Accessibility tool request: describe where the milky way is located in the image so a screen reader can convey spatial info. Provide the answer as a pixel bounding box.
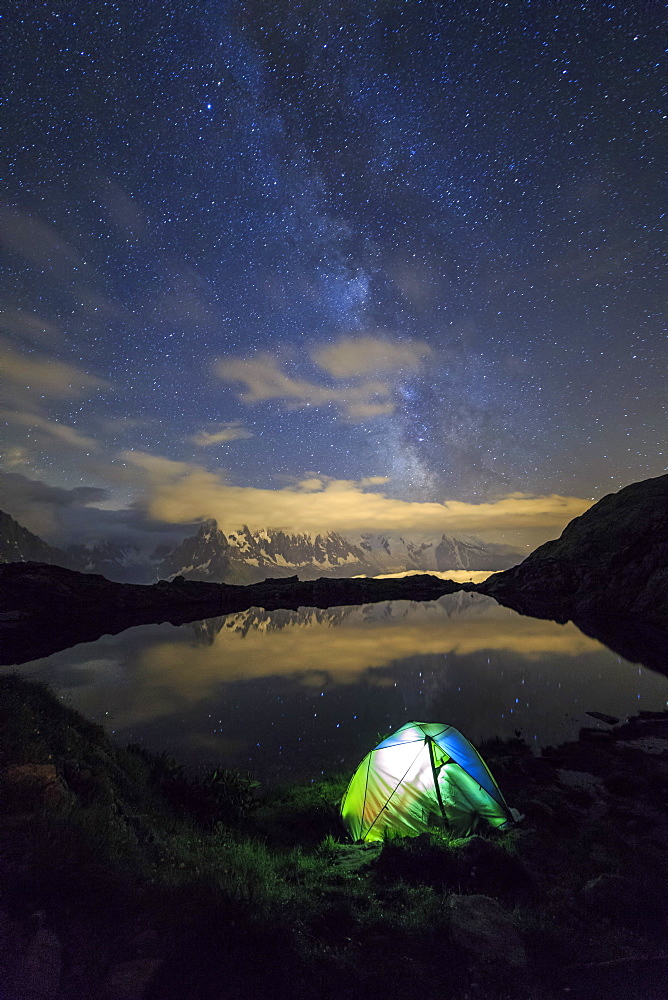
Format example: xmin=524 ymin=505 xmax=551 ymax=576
xmin=1 ymin=2 xmax=665 ymax=541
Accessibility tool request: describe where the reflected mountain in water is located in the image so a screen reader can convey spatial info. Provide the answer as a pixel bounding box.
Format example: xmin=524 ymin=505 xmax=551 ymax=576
xmin=189 ymin=591 xmax=491 ymax=645
xmin=190 ymin=604 xmax=354 ymax=644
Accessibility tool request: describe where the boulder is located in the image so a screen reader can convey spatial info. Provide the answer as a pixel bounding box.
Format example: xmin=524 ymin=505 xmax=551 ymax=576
xmin=13 ymin=914 xmax=62 ymax=1000
xmin=579 ymin=873 xmax=632 ymax=917
xmin=447 ymin=894 xmax=526 ymax=967
xmin=103 ymin=958 xmax=163 ymax=1000
xmin=586 ymin=711 xmax=620 ymax=725
xmin=604 ymin=769 xmax=640 ymax=797
xmin=455 ymin=836 xmax=533 ymax=901
xmin=1 ymin=763 xmax=69 ymax=812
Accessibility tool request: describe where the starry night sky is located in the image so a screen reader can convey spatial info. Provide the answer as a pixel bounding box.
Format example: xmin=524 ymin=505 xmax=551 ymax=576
xmin=2 ymin=1 xmax=665 ymax=546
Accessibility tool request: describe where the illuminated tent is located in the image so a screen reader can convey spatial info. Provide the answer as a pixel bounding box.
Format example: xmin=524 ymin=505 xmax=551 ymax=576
xmin=341 ymin=722 xmax=513 ymax=843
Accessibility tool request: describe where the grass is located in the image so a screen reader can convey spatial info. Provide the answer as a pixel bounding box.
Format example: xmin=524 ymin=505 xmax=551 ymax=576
xmin=1 ymin=674 xmax=666 ymax=1000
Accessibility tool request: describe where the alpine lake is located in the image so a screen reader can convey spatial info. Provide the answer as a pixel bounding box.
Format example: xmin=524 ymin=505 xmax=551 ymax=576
xmin=5 ymin=587 xmax=667 ymax=784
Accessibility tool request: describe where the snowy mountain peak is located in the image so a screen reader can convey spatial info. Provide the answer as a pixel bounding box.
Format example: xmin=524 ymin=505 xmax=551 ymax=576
xmin=197 ymin=518 xmax=220 ymax=537
xmin=1 ymin=511 xmax=524 ymax=586
xmin=155 ymin=526 xmax=523 ymax=583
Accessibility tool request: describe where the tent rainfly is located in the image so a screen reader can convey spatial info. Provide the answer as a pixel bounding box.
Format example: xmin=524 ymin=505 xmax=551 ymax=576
xmin=341 ymin=721 xmax=518 ymax=842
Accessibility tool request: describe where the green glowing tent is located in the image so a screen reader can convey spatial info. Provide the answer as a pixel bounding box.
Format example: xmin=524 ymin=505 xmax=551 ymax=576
xmin=341 ymin=722 xmax=515 ymax=843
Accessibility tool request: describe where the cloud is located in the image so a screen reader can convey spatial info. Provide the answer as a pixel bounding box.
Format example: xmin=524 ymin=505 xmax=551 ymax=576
xmin=0 ymin=470 xmax=106 ymax=510
xmin=216 ymin=336 xmax=432 ymax=421
xmin=0 ymin=208 xmax=86 ymax=274
xmin=0 ymin=470 xmax=108 ymax=539
xmin=120 ymin=450 xmax=592 ymax=548
xmin=344 ymin=400 xmax=396 ymax=419
xmin=0 ymin=470 xmax=194 ymax=548
xmin=190 ymin=422 xmax=253 ymax=447
xmin=0 ymin=310 xmax=62 ymax=346
xmin=2 ymin=410 xmax=99 ymax=451
xmin=0 ymin=343 xmax=110 ymax=462
xmin=0 ymin=342 xmax=111 ymax=408
xmin=312 ymin=336 xmax=431 ymax=377
xmin=216 ymin=352 xmax=395 ymax=421
xmin=2 ymin=446 xmax=32 ymax=469
xmin=94 ymin=178 xmax=147 ymax=234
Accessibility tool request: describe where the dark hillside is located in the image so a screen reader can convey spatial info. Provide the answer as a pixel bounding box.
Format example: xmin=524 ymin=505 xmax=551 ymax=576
xmin=480 ymin=474 xmax=668 ymax=628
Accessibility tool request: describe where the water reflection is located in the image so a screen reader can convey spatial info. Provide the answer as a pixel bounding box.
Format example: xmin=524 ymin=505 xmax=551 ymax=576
xmin=6 ymin=593 xmax=666 ymax=781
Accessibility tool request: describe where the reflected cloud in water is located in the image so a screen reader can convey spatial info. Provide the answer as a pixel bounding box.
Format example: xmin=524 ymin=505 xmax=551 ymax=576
xmin=6 ymin=593 xmax=667 ymax=780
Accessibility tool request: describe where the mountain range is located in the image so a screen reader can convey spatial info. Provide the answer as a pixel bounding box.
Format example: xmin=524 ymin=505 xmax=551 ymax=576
xmin=0 ymin=510 xmax=523 ymax=584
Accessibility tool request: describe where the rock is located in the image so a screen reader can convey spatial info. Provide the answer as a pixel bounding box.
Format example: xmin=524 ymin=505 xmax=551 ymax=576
xmin=579 ymin=874 xmax=632 ymax=916
xmin=648 ymin=762 xmax=668 ymax=794
xmin=103 ymin=958 xmax=163 ymax=1000
xmin=526 ymin=798 xmax=555 ymax=821
xmin=1 ymin=763 xmax=69 ymax=812
xmin=556 ymin=769 xmax=606 ymax=797
xmin=455 ymin=836 xmax=533 ymax=901
xmin=447 ymin=894 xmax=526 ymax=967
xmin=616 ymin=736 xmax=668 ymax=755
xmin=478 ymin=474 xmax=668 ymax=630
xmin=604 ymin=769 xmax=639 ymax=796
xmin=586 ymin=711 xmax=620 ymax=725
xmin=59 ymin=964 xmax=91 ymax=997
xmin=15 ymin=916 xmax=62 ymax=999
xmin=579 ymin=727 xmax=614 ymax=742
xmin=562 ymin=953 xmax=668 ymax=999
xmin=130 ymin=928 xmax=160 ymax=958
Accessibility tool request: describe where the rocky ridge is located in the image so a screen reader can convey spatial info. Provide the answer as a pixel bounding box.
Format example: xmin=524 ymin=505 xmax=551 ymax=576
xmin=480 ymin=473 xmax=668 ymax=628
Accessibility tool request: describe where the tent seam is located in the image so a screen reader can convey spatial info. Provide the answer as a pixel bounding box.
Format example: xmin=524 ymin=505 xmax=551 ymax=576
xmin=360 ymin=754 xmax=372 ymax=840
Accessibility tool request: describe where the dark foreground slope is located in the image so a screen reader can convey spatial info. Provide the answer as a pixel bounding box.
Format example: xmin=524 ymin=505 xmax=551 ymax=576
xmin=0 ymin=561 xmax=470 ymax=665
xmin=1 ymin=675 xmax=666 ymax=1000
xmin=480 ymin=474 xmax=668 ymax=628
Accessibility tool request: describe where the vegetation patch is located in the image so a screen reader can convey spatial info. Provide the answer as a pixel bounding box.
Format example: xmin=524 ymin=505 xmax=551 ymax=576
xmin=1 ymin=674 xmax=666 ymax=1000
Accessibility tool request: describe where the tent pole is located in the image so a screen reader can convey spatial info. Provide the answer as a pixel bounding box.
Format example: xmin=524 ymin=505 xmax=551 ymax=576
xmin=427 ymin=738 xmax=447 ymax=821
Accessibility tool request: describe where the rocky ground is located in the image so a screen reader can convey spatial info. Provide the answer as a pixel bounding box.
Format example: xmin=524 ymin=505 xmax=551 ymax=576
xmin=1 ymin=677 xmax=666 ymax=1000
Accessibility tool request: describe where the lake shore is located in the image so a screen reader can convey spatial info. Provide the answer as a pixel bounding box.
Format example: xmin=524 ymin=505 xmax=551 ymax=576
xmin=1 ymin=675 xmax=666 ymax=1000
xmin=0 ymin=561 xmax=474 ymax=665
xmin=2 ymin=559 xmax=666 ymax=679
